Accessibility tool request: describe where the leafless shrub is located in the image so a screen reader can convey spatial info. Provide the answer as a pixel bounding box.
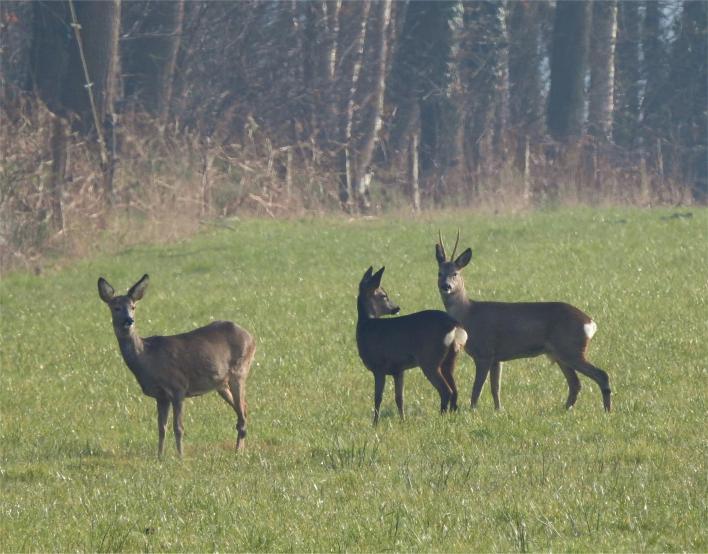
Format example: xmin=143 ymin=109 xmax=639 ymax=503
xmin=0 ymin=96 xmax=337 ymax=273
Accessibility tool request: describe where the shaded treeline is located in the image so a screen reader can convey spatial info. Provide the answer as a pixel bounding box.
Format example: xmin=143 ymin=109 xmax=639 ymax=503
xmin=0 ymin=1 xmax=706 ymax=266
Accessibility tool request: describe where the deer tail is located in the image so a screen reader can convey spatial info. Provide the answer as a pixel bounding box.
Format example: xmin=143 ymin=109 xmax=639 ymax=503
xmin=444 ymin=326 xmax=468 ymax=348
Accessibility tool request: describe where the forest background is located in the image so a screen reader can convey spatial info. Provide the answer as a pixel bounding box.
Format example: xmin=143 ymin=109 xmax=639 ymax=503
xmin=1 ymin=1 xmax=706 ymax=272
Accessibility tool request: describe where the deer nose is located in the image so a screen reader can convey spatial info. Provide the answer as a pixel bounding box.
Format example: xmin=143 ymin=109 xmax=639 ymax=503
xmin=123 ymin=317 xmax=134 ymax=327
xmin=440 ymin=283 xmax=452 ymax=293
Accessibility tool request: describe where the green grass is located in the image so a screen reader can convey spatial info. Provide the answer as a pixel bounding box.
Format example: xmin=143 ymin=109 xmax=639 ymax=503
xmin=1 ymin=208 xmax=706 ymax=552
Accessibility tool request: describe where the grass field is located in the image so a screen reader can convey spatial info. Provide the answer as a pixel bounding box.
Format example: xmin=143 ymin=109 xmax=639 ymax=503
xmin=1 ymin=208 xmax=706 ymax=552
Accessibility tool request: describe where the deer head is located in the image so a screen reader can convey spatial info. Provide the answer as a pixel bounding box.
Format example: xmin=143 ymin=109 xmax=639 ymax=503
xmin=436 ymin=231 xmax=472 ymax=299
xmin=358 ymin=266 xmax=400 ymax=318
xmin=98 ymin=274 xmax=150 ymax=335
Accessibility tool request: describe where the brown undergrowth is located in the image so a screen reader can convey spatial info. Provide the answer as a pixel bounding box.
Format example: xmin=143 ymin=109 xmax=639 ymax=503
xmin=0 ymin=96 xmax=694 ymax=275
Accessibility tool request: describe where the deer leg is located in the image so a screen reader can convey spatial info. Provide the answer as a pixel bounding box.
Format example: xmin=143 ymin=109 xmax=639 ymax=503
xmin=373 ymin=372 xmax=386 ymax=425
xmin=171 ymin=395 xmax=185 ymax=457
xmin=489 ymin=361 xmax=503 ymax=411
xmin=421 ymin=365 xmax=452 ymax=414
xmin=557 ymin=363 xmax=581 ymax=409
xmin=156 ymin=398 xmax=170 ymax=459
xmin=440 ymin=348 xmax=459 ymax=411
xmin=471 ymin=357 xmax=493 ymax=409
xmin=218 ymin=385 xmax=244 ymax=450
xmin=218 ymin=386 xmax=236 ymax=408
xmin=229 ymin=378 xmax=248 ymax=450
xmin=393 ymin=372 xmax=405 ymax=420
xmin=567 ymin=358 xmax=612 ymax=412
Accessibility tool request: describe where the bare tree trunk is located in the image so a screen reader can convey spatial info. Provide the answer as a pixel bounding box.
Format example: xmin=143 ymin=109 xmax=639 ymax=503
xmin=508 ymin=1 xmax=545 ymax=185
xmin=547 ymin=1 xmax=590 ymax=142
xmin=334 ymin=1 xmax=371 ymax=211
xmin=28 ymin=2 xmax=71 ymax=114
xmin=508 ymin=1 xmax=544 ymax=136
xmin=50 ymin=116 xmax=68 ymax=232
xmin=668 ymin=1 xmax=708 ymax=200
xmin=124 ymin=0 xmax=184 ymax=122
xmin=316 ymin=0 xmax=341 ymax=150
xmin=408 ymin=123 xmax=421 ymax=212
xmin=63 ymin=0 xmax=121 ymax=199
xmin=492 ymin=3 xmax=510 ymax=162
xmin=302 ymin=1 xmax=340 ymax=146
xmin=613 ymin=1 xmax=641 ymax=148
xmin=461 ymin=1 xmax=504 ymax=179
xmin=588 ymin=1 xmax=618 ymax=141
xmin=29 ymin=3 xmax=71 ymax=230
xmin=642 ymin=0 xmax=668 ymax=152
xmin=324 ymin=1 xmax=341 ymax=81
xmin=521 ymin=135 xmax=531 ymax=202
xmin=63 ymin=0 xmax=121 ymax=124
xmin=351 ymin=0 xmax=392 ymax=212
xmin=302 ymin=1 xmax=323 ymax=141
xmin=201 ymin=139 xmax=213 ymax=217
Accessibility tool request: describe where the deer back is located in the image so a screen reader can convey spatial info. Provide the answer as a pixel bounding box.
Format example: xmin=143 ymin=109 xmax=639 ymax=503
xmin=134 ymin=321 xmax=253 ymax=397
xmin=461 ymin=301 xmax=592 ymax=361
xmin=357 ymin=310 xmax=461 ymax=373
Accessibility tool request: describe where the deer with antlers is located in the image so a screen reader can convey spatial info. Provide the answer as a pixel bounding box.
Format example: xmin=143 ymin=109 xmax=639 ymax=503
xmin=356 ymin=266 xmax=468 ymax=424
xmin=98 ymin=274 xmax=256 ymax=457
xmin=435 ymin=232 xmax=611 ymax=412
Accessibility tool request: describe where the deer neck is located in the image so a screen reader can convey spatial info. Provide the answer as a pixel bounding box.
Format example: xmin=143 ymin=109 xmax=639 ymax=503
xmin=115 ymin=326 xmax=148 ymax=378
xmin=356 ymin=294 xmax=375 ymax=323
xmin=442 ymin=286 xmax=472 ymax=323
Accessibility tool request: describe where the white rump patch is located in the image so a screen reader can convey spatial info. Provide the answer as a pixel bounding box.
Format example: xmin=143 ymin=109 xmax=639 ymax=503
xmin=444 ymin=327 xmax=468 ymax=347
xmin=584 ymin=321 xmax=597 ymax=339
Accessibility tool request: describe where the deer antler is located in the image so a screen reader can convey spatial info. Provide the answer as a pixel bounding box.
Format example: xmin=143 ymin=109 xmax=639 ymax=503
xmin=438 ymin=230 xmax=447 ymax=260
xmin=450 ymin=228 xmax=460 ymax=260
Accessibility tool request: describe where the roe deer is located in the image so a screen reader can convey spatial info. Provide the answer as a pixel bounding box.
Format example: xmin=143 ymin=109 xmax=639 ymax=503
xmin=98 ymin=274 xmax=256 ymax=457
xmin=436 ymin=232 xmax=611 ymax=412
xmin=356 ymin=266 xmax=468 ymax=424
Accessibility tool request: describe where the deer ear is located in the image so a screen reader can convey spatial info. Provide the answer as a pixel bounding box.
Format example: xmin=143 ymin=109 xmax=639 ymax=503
xmin=371 ymin=266 xmax=385 ymax=288
xmin=98 ymin=278 xmax=115 ymax=303
xmin=361 ymin=266 xmax=374 ymax=285
xmin=435 ymin=243 xmax=446 ymax=264
xmin=455 ymin=248 xmax=472 ymax=269
xmin=128 ymin=274 xmax=149 ymax=301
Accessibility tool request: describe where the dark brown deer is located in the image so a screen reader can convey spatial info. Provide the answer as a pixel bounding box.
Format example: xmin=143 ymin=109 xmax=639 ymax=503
xmin=356 ymin=266 xmax=468 ymax=424
xmin=98 ymin=274 xmax=256 ymax=457
xmin=436 ymin=232 xmax=611 ymax=412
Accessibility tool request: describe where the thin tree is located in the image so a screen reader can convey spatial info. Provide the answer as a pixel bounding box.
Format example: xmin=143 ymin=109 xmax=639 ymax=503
xmin=388 ymin=1 xmax=463 ymax=205
xmin=508 ymin=0 xmax=546 ymax=193
xmin=547 ymin=1 xmax=590 ymax=142
xmin=667 ymin=1 xmax=708 ymax=200
xmin=350 ymin=0 xmax=392 ymax=212
xmin=123 ymin=0 xmax=185 ymax=122
xmin=63 ymin=0 xmax=121 ymax=130
xmin=333 ymin=1 xmax=371 ymax=210
xmin=642 ymin=1 xmax=670 ymax=176
xmin=613 ymin=1 xmax=641 ymax=149
xmin=588 ymin=1 xmax=618 ymax=141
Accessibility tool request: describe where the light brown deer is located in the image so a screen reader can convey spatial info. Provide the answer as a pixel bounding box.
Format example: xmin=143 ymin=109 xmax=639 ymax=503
xmin=98 ymin=274 xmax=256 ymax=457
xmin=356 ymin=266 xmax=468 ymax=424
xmin=436 ymin=232 xmax=611 ymax=412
